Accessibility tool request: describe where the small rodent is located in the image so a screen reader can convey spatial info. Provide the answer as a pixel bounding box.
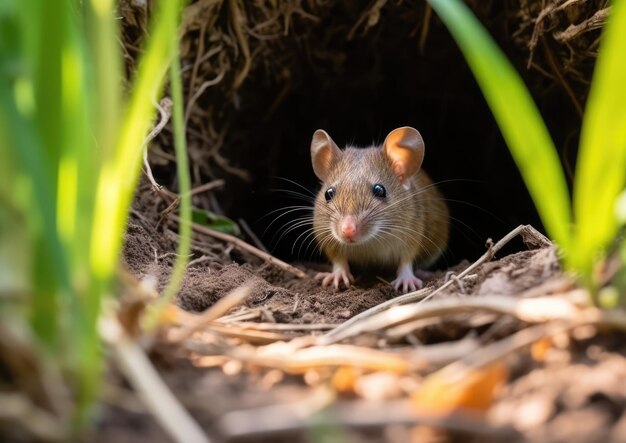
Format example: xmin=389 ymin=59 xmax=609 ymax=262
xmin=310 ymin=126 xmax=450 ymax=293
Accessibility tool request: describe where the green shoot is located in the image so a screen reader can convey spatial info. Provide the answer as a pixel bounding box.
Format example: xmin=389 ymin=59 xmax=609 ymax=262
xmin=569 ymin=0 xmax=626 ymax=286
xmin=146 ymin=26 xmax=192 ymax=327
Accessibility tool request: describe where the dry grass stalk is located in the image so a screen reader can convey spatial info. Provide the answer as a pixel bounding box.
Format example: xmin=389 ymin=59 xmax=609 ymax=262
xmin=188 ymin=341 xmax=420 ymax=374
xmin=176 ymin=284 xmax=254 ymax=340
xmin=323 ymin=225 xmax=552 ymax=343
xmin=319 ymin=294 xmax=585 ymax=345
xmin=228 ymin=321 xmax=339 ymax=331
xmin=173 ymin=214 xmax=307 ymax=278
xmin=100 ymin=315 xmax=210 ymax=443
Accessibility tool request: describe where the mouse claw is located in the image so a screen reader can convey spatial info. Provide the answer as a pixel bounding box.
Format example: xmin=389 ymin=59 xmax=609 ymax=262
xmin=391 ymin=276 xmax=423 ymax=293
xmin=392 ymin=263 xmax=424 ymax=293
xmin=315 ymin=267 xmax=354 ymax=290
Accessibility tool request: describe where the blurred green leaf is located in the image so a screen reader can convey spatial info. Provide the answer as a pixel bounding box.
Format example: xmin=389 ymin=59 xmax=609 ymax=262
xmin=2 ymin=0 xmax=189 ymax=427
xmin=570 ymin=0 xmax=626 ymax=285
xmin=90 ymin=0 xmax=185 ymax=280
xmin=152 ymin=29 xmax=192 ymax=323
xmin=617 ymin=191 xmax=626 ymax=225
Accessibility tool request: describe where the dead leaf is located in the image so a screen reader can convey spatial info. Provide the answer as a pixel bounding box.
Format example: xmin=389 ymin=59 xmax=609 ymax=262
xmin=411 ymin=362 xmax=509 ymax=416
xmin=158 ymin=304 xmax=183 ymax=325
xmin=332 ymin=366 xmax=360 ymax=394
xmin=531 ymin=337 xmax=554 ymax=362
xmin=355 ymin=372 xmax=403 ymax=400
xmin=410 ymin=425 xmax=447 ymax=443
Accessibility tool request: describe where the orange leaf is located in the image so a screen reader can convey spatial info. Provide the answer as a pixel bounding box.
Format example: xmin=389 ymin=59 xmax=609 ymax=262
xmin=411 ymin=362 xmax=509 ymax=416
xmin=156 ymin=304 xmax=182 ymax=326
xmin=531 ymin=337 xmax=554 ymax=362
xmin=332 ymin=366 xmax=360 ymax=394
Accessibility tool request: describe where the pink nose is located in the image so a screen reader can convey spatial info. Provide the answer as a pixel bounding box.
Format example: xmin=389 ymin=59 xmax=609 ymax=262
xmin=340 ymin=216 xmax=358 ymax=241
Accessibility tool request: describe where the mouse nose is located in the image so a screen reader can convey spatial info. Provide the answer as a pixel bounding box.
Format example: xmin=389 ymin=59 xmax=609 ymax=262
xmin=340 ymin=216 xmax=358 ymax=241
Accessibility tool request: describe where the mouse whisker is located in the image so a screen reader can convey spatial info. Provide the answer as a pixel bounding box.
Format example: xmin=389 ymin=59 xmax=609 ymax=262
xmin=292 ymin=226 xmax=315 ymax=255
xmin=269 ymin=189 xmax=316 ymax=203
xmin=262 ymin=206 xmax=314 ymax=236
xmin=272 ymin=217 xmax=315 ymax=246
xmin=377 ymin=224 xmax=439 ymax=256
xmin=299 ymin=228 xmax=323 ymax=258
xmin=378 ymin=223 xmax=449 ymax=267
xmin=272 ymin=176 xmax=317 ymax=197
xmin=268 ymin=214 xmax=313 ymax=238
xmin=278 ymin=219 xmax=315 ymax=240
xmin=374 ymin=226 xmax=410 ymax=248
xmin=296 ymin=229 xmax=315 ymax=258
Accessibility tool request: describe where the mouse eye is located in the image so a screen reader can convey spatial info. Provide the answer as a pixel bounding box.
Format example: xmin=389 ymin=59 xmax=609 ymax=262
xmin=372 ymin=184 xmax=386 ymax=198
xmin=324 ymin=187 xmax=336 ymax=202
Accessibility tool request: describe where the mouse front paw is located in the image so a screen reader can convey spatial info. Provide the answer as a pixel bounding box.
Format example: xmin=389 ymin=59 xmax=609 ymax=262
xmin=315 ymin=268 xmax=354 ymax=290
xmin=392 ymin=263 xmax=424 ymax=293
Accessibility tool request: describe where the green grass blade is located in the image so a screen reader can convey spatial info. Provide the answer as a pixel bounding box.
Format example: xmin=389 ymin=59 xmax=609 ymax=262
xmin=90 ymin=0 xmax=185 ymax=281
xmin=147 ymin=36 xmax=192 ymax=328
xmin=0 ymin=85 xmax=72 ymax=322
xmin=68 ymin=0 xmax=124 ymax=420
xmin=570 ymin=1 xmax=626 ymax=284
xmin=161 ymin=42 xmax=192 ymax=303
xmin=427 ymin=0 xmax=572 ymax=249
xmin=83 ymin=0 xmax=121 ymax=160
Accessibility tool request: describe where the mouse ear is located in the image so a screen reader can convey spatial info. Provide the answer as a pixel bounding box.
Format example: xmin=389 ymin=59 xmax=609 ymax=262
xmin=311 ymin=129 xmax=342 ymax=181
xmin=383 ymin=127 xmax=425 ymax=189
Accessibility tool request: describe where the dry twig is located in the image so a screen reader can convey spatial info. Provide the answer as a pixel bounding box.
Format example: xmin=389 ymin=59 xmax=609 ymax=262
xmin=172 ymin=214 xmax=307 ymax=278
xmin=553 ymin=7 xmax=610 ymax=43
xmin=177 ymin=285 xmax=253 ymax=341
xmin=229 ymin=0 xmax=252 ymax=90
xmin=190 ymin=341 xmax=419 ymax=373
xmin=217 ymin=309 xmax=262 ymax=323
xmin=100 ymin=314 xmax=210 ymax=443
xmin=238 ymin=217 xmax=269 ymax=252
xmin=319 ymin=294 xmax=582 ymax=345
xmin=186 ymin=323 xmax=287 ymax=345
xmin=323 ymin=225 xmax=551 ymax=342
xmin=229 ymin=322 xmax=339 ymax=331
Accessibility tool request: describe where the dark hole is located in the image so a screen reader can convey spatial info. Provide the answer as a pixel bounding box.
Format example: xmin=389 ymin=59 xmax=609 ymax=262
xmin=192 ymin=2 xmax=587 ymax=267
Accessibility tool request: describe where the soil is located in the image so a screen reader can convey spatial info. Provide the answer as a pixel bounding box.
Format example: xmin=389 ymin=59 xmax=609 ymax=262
xmin=88 ymin=190 xmax=626 ymax=443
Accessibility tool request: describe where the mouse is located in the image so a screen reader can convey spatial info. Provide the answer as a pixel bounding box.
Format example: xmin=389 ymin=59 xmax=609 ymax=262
xmin=310 ymin=126 xmax=450 ymax=293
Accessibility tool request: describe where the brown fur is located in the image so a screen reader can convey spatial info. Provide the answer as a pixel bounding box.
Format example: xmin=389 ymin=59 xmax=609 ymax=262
xmin=313 ymin=145 xmax=449 ymax=270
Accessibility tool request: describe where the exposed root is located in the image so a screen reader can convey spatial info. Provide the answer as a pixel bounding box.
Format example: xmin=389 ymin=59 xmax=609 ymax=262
xmin=553 ymin=7 xmax=610 ymax=43
xmin=142 ymin=97 xmax=173 ymax=191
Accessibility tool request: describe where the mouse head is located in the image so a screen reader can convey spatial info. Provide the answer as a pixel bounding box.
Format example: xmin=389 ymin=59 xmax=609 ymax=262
xmin=311 ymin=126 xmax=425 ymax=246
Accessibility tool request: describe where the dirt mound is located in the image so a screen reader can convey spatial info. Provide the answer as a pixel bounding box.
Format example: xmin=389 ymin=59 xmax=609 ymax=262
xmin=105 ymin=190 xmax=626 ymax=442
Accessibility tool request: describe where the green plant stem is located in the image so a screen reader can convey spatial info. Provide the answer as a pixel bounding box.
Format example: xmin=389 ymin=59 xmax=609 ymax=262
xmin=569 ymin=0 xmax=626 ymax=288
xmin=90 ymin=0 xmax=183 ymax=281
xmin=148 ymin=41 xmax=192 ymax=327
